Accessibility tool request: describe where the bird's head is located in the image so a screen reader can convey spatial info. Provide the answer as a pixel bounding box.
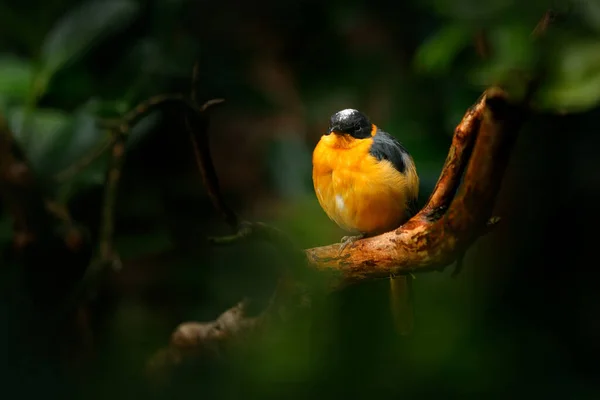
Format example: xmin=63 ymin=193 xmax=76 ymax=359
xmin=327 ymin=109 xmax=372 ymax=139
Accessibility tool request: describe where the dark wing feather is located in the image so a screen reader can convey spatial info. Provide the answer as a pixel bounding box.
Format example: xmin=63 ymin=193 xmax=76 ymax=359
xmin=369 ymin=128 xmax=419 ymax=217
xmin=369 ymin=128 xmax=410 ymax=175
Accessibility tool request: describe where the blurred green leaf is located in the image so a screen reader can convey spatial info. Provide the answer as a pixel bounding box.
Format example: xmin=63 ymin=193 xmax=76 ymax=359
xmin=428 ymin=0 xmax=515 ymax=21
xmin=537 ymin=38 xmax=600 ymax=113
xmin=7 ymin=102 xmax=106 ymax=178
xmin=580 ymin=0 xmax=600 ymax=32
xmin=7 ymin=107 xmax=72 ymax=174
xmin=59 ymin=102 xmax=106 ymax=166
xmin=275 ymin=197 xmax=342 ymax=248
xmin=469 ymin=23 xmax=537 ymax=100
xmin=413 ymin=24 xmax=473 ymax=75
xmin=38 ymin=0 xmax=140 ymax=94
xmin=44 ymin=65 xmax=95 ymax=104
xmin=117 ymin=38 xmax=163 ymax=101
xmin=0 ymin=55 xmax=33 ymax=101
xmin=86 ymin=98 xmax=130 ymax=118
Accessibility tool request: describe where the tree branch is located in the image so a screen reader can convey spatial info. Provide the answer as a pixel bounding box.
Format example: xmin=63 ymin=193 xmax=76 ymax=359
xmin=146 ymin=275 xmax=309 ymax=378
xmin=420 ymin=93 xmax=485 ymax=220
xmin=97 ymin=124 xmax=128 ymax=270
xmin=147 ymin=300 xmax=263 ymax=381
xmin=185 ymin=94 xmax=233 ymax=226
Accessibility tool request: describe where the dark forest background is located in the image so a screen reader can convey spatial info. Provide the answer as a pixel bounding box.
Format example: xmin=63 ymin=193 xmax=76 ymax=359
xmin=2 ymin=0 xmax=600 ymax=398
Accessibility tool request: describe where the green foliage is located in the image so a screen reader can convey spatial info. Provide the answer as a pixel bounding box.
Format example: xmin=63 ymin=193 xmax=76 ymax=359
xmin=0 ymin=0 xmax=153 ymax=203
xmin=469 ymin=23 xmax=538 ymax=100
xmin=0 ymin=56 xmax=33 ymax=101
xmin=37 ymin=0 xmax=140 ymax=97
xmin=7 ymin=107 xmax=72 ymax=172
xmin=537 ymin=37 xmax=600 ymax=112
xmin=412 ymin=4 xmax=600 ymax=111
xmin=413 ymin=24 xmax=474 ymax=75
xmin=5 ymin=102 xmax=108 ymax=190
xmin=428 ymin=0 xmax=516 ymax=21
xmin=580 ymin=0 xmax=600 ymax=33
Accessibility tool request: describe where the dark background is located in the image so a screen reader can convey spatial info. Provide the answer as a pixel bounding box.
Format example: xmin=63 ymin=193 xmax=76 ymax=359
xmin=1 ymin=0 xmax=600 ymax=398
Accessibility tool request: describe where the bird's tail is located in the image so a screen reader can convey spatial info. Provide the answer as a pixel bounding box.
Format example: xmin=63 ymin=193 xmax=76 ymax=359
xmin=389 ymin=274 xmax=414 ymax=336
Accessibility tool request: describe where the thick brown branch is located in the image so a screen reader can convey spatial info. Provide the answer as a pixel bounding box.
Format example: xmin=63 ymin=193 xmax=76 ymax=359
xmin=147 ymin=275 xmax=309 ymax=379
xmin=420 ymin=94 xmax=485 ymax=220
xmin=446 ymin=88 xmax=526 ymax=242
xmin=147 ymin=300 xmax=264 ymax=379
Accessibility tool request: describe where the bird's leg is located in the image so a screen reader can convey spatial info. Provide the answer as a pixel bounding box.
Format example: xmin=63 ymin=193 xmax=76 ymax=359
xmin=338 ymin=233 xmax=366 ymax=255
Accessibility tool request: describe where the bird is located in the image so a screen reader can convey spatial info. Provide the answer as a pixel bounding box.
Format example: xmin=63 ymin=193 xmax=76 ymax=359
xmin=312 ymin=108 xmax=420 ymax=335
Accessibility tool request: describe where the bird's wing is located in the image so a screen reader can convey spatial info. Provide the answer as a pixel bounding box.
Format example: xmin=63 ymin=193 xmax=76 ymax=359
xmin=369 ymin=129 xmax=410 ymax=174
xmin=369 ymin=128 xmax=420 ymax=216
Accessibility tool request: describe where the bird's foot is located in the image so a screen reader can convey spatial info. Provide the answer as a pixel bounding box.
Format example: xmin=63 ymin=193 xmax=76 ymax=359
xmin=338 ymin=233 xmax=365 ymax=256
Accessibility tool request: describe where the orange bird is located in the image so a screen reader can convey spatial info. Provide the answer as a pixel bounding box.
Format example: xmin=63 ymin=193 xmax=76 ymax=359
xmin=312 ymin=109 xmax=419 ymax=335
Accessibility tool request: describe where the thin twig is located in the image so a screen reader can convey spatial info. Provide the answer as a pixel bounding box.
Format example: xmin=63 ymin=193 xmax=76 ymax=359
xmin=93 ymin=91 xmax=222 ymax=267
xmin=185 ymin=99 xmax=231 ymax=225
xmin=54 ymin=94 xmax=193 ymax=184
xmin=97 ymin=123 xmax=129 ymax=269
xmin=474 ymin=29 xmax=489 ymax=60
xmin=100 ymin=94 xmax=190 ymax=130
xmin=53 ymin=135 xmax=114 ymax=182
xmin=184 ymin=64 xmax=297 ymax=250
xmin=209 ymin=221 xmax=304 ymax=266
xmin=184 ymin=63 xmax=235 ymax=228
xmin=532 ymin=9 xmax=556 ymax=38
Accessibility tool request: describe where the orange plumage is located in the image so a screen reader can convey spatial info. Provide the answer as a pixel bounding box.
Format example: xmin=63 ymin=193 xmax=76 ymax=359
xmin=312 ymin=123 xmax=418 ymax=235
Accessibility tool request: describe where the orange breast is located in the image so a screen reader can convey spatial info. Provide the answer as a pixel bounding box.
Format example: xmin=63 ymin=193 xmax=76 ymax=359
xmin=312 ymin=133 xmax=414 ymax=235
